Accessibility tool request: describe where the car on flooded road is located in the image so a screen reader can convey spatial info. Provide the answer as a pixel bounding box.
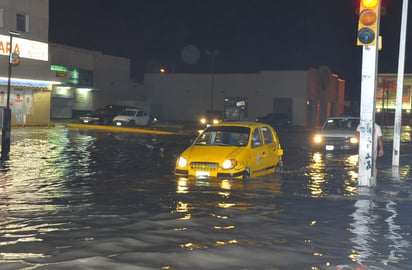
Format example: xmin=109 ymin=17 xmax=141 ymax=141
xmin=312 ymin=116 xmax=360 ymax=152
xmin=79 ymin=104 xmax=127 ymax=125
xmin=199 ymin=110 xmax=225 ymax=128
xmin=175 ymin=122 xmax=283 ymax=179
xmin=112 ymin=108 xmax=157 ymax=127
xmin=255 ymin=112 xmax=292 ymax=128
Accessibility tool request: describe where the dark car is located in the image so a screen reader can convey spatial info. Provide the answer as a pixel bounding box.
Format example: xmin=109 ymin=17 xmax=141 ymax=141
xmin=79 ymin=104 xmax=127 ymax=125
xmin=256 ymin=113 xmax=292 ymax=127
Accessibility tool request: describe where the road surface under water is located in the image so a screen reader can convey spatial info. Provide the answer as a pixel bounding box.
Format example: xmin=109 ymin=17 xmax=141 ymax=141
xmin=0 ymin=125 xmax=412 ymax=269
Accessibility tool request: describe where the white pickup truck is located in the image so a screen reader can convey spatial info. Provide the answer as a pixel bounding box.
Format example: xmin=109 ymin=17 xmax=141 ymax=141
xmin=112 ymin=108 xmax=157 ymax=127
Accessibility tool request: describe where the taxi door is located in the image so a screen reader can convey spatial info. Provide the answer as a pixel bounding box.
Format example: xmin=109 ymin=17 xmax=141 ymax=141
xmin=249 ymin=127 xmax=268 ymax=176
xmin=260 ymin=125 xmax=281 ymax=172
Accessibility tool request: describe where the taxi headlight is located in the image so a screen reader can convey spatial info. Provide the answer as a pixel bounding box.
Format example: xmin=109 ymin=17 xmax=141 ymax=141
xmin=222 ymin=159 xmax=237 ymax=170
xmin=314 ymin=135 xmax=322 ymax=144
xmin=212 ymin=119 xmax=220 ymax=124
xmin=200 ymin=118 xmax=207 ymax=124
xmin=177 ymin=157 xmax=188 ymax=167
xmin=350 ymin=137 xmax=358 ymax=144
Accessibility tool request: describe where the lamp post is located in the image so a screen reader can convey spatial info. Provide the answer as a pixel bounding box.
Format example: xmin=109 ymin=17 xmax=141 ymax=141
xmin=206 ymin=49 xmax=218 ymax=111
xmin=1 ymin=30 xmax=20 ymax=161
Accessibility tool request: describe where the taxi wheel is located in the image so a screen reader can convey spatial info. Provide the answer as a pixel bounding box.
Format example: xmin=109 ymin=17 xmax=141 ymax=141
xmin=275 ymin=161 xmax=283 ymax=173
xmin=242 ymin=168 xmax=250 ymax=179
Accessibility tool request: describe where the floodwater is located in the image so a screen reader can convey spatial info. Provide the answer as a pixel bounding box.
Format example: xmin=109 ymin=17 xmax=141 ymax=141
xmin=0 ymin=124 xmax=412 ymax=270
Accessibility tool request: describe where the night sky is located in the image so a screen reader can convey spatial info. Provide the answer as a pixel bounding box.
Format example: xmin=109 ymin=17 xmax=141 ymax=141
xmin=49 ymin=0 xmax=409 ymax=101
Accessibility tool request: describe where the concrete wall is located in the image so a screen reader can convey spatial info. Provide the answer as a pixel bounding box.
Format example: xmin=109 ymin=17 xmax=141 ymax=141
xmin=145 ymin=67 xmax=345 ymax=127
xmin=50 ymin=44 xmax=133 ymax=114
xmin=50 ymin=44 xmax=94 ymax=70
xmin=93 ymin=54 xmax=131 ymax=108
xmin=145 ymin=71 xmax=309 ymax=125
xmin=0 ymin=0 xmax=49 ymax=42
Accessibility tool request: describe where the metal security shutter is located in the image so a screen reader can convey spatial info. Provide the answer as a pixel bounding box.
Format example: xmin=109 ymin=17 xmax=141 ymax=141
xmin=51 ymin=97 xmax=73 ymax=118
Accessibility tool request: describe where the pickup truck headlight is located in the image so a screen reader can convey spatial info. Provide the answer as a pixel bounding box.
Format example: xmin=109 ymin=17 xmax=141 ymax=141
xmin=313 ymin=135 xmax=322 ymax=144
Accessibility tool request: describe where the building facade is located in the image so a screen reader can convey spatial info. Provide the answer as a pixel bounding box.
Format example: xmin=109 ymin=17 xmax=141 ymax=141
xmin=49 ymin=44 xmax=136 ymax=119
xmin=375 ymin=73 xmax=412 ymax=125
xmin=144 ymin=66 xmax=346 ymax=127
xmin=0 ymin=0 xmax=56 ymax=124
xmin=0 ymin=0 xmax=142 ymax=124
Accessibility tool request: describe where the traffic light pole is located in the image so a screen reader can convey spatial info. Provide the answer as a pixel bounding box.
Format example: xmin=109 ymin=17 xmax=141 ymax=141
xmin=358 ymin=44 xmax=379 ymax=186
xmin=357 ymin=0 xmax=381 ymax=187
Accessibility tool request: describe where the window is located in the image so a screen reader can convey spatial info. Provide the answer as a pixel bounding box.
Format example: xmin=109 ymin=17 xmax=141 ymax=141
xmin=251 ymin=129 xmax=262 ymax=148
xmin=17 ymin=13 xmax=29 ymax=32
xmin=262 ymin=127 xmax=274 ymax=144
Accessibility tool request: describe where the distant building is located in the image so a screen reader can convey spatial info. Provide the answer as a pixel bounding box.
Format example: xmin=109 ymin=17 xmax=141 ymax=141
xmin=49 ymin=44 xmax=138 ymax=119
xmin=144 ymin=66 xmax=345 ymax=127
xmin=375 ymin=74 xmax=412 ymax=125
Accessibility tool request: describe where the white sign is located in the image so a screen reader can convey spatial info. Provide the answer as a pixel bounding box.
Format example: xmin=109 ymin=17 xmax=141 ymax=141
xmin=0 ymin=34 xmax=48 ymax=61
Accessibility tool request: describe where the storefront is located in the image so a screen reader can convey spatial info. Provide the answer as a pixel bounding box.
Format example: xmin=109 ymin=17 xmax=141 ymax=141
xmin=0 ymin=34 xmax=59 ymax=125
xmin=50 ymin=65 xmax=94 ymax=119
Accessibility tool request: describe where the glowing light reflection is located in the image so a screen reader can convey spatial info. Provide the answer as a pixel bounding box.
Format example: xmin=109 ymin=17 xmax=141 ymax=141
xmin=0 ymin=252 xmax=49 ymax=259
xmin=177 ymin=178 xmax=189 ymax=194
xmin=0 ymin=128 xmax=96 ymax=257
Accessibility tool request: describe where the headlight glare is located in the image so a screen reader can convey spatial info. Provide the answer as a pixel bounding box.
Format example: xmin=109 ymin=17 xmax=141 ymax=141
xmin=350 ymin=137 xmax=358 ymax=144
xmin=177 ymin=157 xmax=188 ymax=167
xmin=222 ymin=159 xmax=237 ymax=169
xmin=314 ymin=135 xmax=322 ymax=144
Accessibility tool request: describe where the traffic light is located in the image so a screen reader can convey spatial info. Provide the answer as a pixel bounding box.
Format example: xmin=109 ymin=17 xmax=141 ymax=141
xmin=357 ymin=0 xmax=380 ymax=46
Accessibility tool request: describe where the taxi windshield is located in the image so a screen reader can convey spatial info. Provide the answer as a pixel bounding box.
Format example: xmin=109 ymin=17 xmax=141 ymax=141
xmin=195 ymin=126 xmax=250 ymax=146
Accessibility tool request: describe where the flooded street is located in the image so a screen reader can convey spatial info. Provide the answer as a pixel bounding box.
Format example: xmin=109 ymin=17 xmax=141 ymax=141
xmin=1 ymin=125 xmax=412 ymax=269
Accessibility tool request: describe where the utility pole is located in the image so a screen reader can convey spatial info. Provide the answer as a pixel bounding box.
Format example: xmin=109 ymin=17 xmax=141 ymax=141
xmin=1 ymin=31 xmax=20 ymax=161
xmin=356 ymin=0 xmax=381 ymax=186
xmin=392 ymin=0 xmax=409 ymax=171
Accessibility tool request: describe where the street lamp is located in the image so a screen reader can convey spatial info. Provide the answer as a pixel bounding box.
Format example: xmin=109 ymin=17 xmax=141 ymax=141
xmin=1 ymin=30 xmax=20 ymax=161
xmin=206 ymin=49 xmax=218 ymax=111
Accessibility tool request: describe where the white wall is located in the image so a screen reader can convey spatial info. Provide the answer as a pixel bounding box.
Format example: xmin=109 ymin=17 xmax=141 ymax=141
xmin=0 ymin=0 xmax=49 ymax=42
xmin=50 ymin=44 xmax=132 ymax=111
xmin=145 ymin=71 xmax=309 ymax=125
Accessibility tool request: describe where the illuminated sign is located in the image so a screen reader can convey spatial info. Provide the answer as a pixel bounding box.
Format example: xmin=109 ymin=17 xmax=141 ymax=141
xmin=50 ymin=65 xmax=93 ymax=86
xmin=0 ymin=77 xmax=60 ymax=88
xmin=0 ymin=34 xmax=48 ymax=61
xmin=377 ymin=75 xmax=412 ymax=110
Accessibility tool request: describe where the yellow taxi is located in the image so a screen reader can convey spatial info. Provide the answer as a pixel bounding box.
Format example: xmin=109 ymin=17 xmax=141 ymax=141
xmin=175 ymin=122 xmax=283 ymax=179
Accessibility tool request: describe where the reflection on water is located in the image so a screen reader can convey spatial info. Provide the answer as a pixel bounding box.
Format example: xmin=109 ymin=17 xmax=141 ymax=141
xmin=0 ymin=126 xmax=411 ymax=269
xmin=304 ymin=151 xmax=359 ymax=197
xmin=350 ymin=197 xmax=410 ymax=266
xmin=173 ymin=176 xmax=283 ymax=252
xmin=0 ymin=127 xmax=97 ymax=261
